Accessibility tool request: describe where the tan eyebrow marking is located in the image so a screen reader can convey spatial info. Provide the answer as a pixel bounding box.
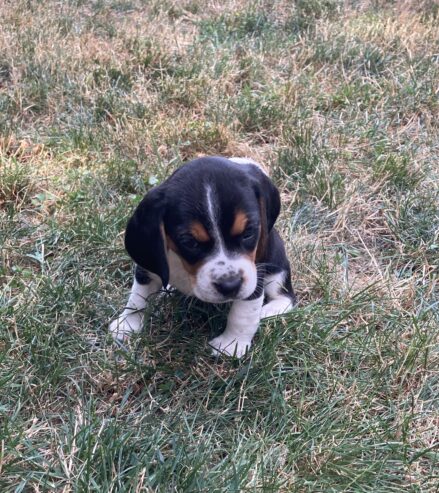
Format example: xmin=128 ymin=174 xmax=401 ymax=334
xmin=190 ymin=221 xmax=210 ymax=242
xmin=231 ymin=210 xmax=248 ymax=236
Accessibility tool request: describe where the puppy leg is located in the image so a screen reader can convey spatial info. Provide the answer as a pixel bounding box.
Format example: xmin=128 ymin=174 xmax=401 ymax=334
xmin=260 ymin=271 xmax=295 ymax=319
xmin=109 ymin=267 xmax=162 ymax=341
xmin=209 ymin=294 xmax=264 ymax=358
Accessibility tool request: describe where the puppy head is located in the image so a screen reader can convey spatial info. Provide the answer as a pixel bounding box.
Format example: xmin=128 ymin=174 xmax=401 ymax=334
xmin=125 ymin=157 xmax=280 ymax=303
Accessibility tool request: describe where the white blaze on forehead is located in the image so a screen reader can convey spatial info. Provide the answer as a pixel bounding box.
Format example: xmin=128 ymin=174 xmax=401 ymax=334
xmin=206 ymin=185 xmax=222 ymax=246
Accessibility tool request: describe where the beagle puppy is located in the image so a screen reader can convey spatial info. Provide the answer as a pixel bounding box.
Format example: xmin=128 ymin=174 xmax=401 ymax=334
xmin=109 ymin=156 xmax=295 ymax=357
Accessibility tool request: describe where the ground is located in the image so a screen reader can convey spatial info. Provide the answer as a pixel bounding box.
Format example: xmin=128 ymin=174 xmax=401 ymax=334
xmin=0 ymin=0 xmax=438 ymax=491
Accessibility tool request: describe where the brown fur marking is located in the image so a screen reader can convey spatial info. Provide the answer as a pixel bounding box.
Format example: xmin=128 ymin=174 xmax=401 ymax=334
xmin=166 ymin=234 xmax=204 ymax=277
xmin=231 ymin=210 xmax=248 ymax=236
xmin=190 ymin=221 xmax=210 ymax=242
xmin=180 ymin=257 xmax=204 ymax=277
xmin=166 ymin=234 xmax=177 ymax=252
xmin=256 ymin=199 xmax=267 ymax=262
xmin=246 ymin=248 xmax=257 ymax=263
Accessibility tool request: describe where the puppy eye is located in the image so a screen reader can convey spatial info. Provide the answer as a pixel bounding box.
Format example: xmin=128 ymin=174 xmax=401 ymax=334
xmin=180 ymin=236 xmax=200 ymax=249
xmin=242 ymin=230 xmax=256 ymax=243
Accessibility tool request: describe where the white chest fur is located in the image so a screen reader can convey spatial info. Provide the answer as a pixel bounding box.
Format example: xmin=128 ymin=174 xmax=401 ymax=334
xmin=167 ymin=249 xmax=194 ymax=295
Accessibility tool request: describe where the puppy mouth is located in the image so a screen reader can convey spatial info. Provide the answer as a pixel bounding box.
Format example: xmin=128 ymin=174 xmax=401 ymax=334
xmin=193 ymin=287 xmax=245 ymax=304
xmin=192 ymin=261 xmax=258 ymax=303
xmin=194 ymin=282 xmax=259 ymax=303
xmin=195 ymin=292 xmax=241 ymax=304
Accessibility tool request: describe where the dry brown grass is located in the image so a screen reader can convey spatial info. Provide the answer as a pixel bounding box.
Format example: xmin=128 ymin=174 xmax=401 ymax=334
xmin=0 ymin=0 xmax=438 ymax=491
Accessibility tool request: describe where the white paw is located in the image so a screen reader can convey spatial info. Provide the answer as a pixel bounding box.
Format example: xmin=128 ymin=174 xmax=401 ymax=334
xmin=108 ymin=313 xmax=143 ymax=341
xmin=209 ymin=334 xmax=251 ymax=358
xmin=260 ymin=299 xmax=293 ymax=319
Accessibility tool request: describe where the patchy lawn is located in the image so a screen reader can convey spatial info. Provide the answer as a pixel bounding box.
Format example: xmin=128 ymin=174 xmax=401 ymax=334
xmin=0 ymin=0 xmax=438 ymax=491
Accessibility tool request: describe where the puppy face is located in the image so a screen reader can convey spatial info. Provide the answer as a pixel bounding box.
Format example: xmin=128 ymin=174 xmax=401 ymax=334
xmin=165 ymin=184 xmax=261 ymax=302
xmin=124 ymin=157 xmax=280 ymax=303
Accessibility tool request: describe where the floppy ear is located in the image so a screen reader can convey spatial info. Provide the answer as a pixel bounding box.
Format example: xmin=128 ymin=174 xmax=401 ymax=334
xmin=246 ymin=165 xmax=280 ymax=230
xmin=246 ymin=165 xmax=281 ymax=261
xmin=124 ymin=185 xmax=169 ymax=287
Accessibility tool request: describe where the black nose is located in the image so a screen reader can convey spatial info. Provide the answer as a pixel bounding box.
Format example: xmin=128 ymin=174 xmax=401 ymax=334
xmin=214 ymin=276 xmax=243 ymax=298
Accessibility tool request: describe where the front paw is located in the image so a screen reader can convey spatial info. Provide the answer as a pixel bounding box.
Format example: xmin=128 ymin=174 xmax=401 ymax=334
xmin=209 ymin=334 xmax=251 ymax=358
xmin=260 ymin=298 xmax=293 ymax=319
xmin=109 ymin=313 xmax=143 ymax=341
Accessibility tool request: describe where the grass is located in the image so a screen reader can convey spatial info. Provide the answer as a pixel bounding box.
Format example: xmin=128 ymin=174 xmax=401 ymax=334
xmin=0 ymin=0 xmax=438 ymax=491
